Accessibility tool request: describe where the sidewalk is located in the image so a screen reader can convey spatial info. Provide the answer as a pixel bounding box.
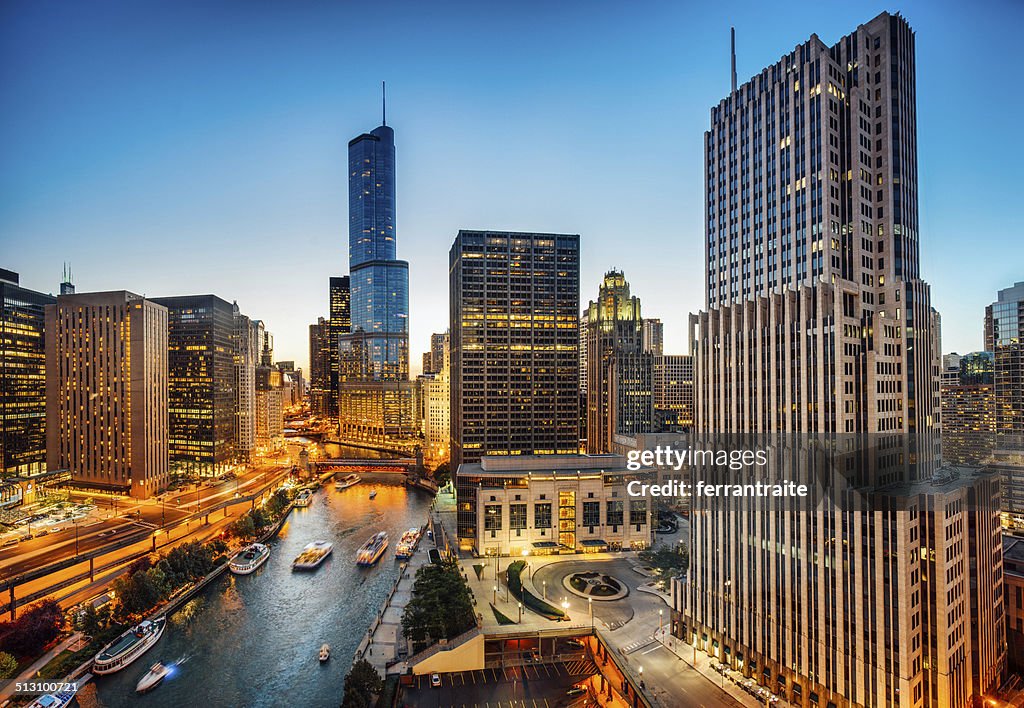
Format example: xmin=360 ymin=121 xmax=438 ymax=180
xmin=0 ymin=631 xmax=85 ymax=702
xmin=651 ymin=627 xmax=767 ymax=708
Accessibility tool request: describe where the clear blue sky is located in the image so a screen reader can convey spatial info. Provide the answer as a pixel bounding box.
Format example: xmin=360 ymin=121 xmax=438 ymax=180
xmin=2 ymin=0 xmax=1021 ymax=371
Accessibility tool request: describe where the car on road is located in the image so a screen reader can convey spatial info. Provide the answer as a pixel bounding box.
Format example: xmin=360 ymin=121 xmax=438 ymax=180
xmin=1 ymin=537 xmax=19 ymax=548
xmin=565 ymin=639 xmax=585 ymax=649
xmin=430 ymin=673 xmax=441 ymax=688
xmin=565 ymin=686 xmax=586 ymax=697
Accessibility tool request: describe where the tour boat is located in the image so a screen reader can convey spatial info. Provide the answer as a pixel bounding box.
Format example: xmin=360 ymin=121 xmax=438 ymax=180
xmin=368 ymin=489 xmax=377 ymax=499
xmin=93 ymin=617 xmax=167 ymax=675
xmin=356 ymin=531 xmax=389 ymax=566
xmin=135 ymin=661 xmax=171 ymax=693
xmin=25 ymin=690 xmax=76 ymax=708
xmin=294 ymin=489 xmax=314 ymax=507
xmin=319 ymin=643 xmax=331 ymax=662
xmin=334 ymin=473 xmax=361 ymax=490
xmin=394 ymin=527 xmax=421 ymax=560
xmin=292 ymin=540 xmax=333 ymax=570
xmin=228 ymin=543 xmax=271 ymax=575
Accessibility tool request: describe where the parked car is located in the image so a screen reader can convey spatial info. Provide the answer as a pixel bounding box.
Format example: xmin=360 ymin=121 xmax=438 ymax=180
xmin=430 ymin=673 xmax=441 ymax=688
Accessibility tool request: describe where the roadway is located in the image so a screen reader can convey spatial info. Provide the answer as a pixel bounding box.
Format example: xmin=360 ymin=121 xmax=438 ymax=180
xmin=403 ymin=660 xmax=598 ymax=708
xmin=0 ymin=455 xmax=299 ymax=617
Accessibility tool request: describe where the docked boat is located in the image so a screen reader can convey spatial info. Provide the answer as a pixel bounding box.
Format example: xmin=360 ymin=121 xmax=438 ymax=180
xmin=368 ymin=489 xmax=377 ymax=499
xmin=319 ymin=643 xmax=330 ymax=662
xmin=93 ymin=616 xmax=167 ymax=675
xmin=334 ymin=473 xmax=361 ymax=490
xmin=356 ymin=531 xmax=389 ymax=566
xmin=294 ymin=489 xmax=314 ymax=507
xmin=136 ymin=661 xmax=171 ymax=693
xmin=25 ymin=690 xmax=76 ymax=708
xmin=229 ymin=542 xmax=271 ymax=575
xmin=394 ymin=527 xmax=421 ymax=559
xmin=292 ymin=540 xmax=333 ymax=570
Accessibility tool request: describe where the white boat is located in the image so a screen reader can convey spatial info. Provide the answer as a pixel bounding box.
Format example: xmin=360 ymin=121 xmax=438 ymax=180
xmin=292 ymin=540 xmax=333 ymax=570
xmin=93 ymin=617 xmax=167 ymax=675
xmin=394 ymin=527 xmax=421 ymax=559
xmin=229 ymin=543 xmax=271 ymax=575
xmin=136 ymin=661 xmax=171 ymax=693
xmin=319 ymin=643 xmax=330 ymax=662
xmin=294 ymin=489 xmax=314 ymax=507
xmin=368 ymin=489 xmax=377 ymax=499
xmin=356 ymin=531 xmax=389 ymax=566
xmin=25 ymin=690 xmax=76 ymax=708
xmin=334 ymin=473 xmax=361 ymax=490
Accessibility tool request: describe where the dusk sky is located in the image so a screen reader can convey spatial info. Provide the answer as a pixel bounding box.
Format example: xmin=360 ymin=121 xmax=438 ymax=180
xmin=2 ymin=0 xmax=1021 ymax=372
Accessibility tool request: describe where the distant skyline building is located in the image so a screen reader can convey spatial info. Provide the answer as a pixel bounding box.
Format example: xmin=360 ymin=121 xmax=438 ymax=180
xmin=685 ymin=12 xmax=1002 ymax=708
xmin=337 ymin=115 xmax=414 ymax=447
xmin=423 ymin=332 xmax=450 ymax=466
xmin=584 ymin=270 xmax=653 ymax=454
xmin=45 ymin=291 xmax=169 ymax=498
xmin=986 ymin=281 xmax=1024 ymax=457
xmin=327 ymin=275 xmax=350 ymax=419
xmin=0 ymin=269 xmax=54 ymax=477
xmin=450 ymin=230 xmax=580 ymax=549
xmin=153 ymin=295 xmax=237 ymax=476
xmin=232 ymin=305 xmax=258 ymax=462
xmin=641 ymin=317 xmax=664 ymax=356
xmin=940 ymin=351 xmax=995 ymax=466
xmin=652 ymin=353 xmax=693 ymax=431
xmin=308 ymin=316 xmax=331 ymax=418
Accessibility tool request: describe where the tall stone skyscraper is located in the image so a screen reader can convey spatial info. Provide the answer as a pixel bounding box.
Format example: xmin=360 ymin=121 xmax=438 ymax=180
xmin=450 ymin=230 xmax=580 ymax=548
xmin=986 ymin=281 xmax=1024 ymax=457
xmin=337 ymin=113 xmax=414 ymax=446
xmin=584 ymin=270 xmax=652 ymax=453
xmin=685 ymin=13 xmax=1002 ymax=707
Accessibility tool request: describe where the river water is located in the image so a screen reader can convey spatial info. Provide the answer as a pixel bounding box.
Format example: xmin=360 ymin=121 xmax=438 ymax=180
xmin=77 ymin=447 xmax=432 ymax=708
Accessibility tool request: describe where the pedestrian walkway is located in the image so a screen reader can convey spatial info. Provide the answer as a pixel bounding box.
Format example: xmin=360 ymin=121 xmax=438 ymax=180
xmin=0 ymin=631 xmax=85 ymax=702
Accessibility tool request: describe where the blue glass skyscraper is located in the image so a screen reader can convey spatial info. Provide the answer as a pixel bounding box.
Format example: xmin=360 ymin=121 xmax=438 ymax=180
xmin=345 ymin=124 xmax=409 ymax=380
xmin=337 ymin=109 xmax=414 ymax=446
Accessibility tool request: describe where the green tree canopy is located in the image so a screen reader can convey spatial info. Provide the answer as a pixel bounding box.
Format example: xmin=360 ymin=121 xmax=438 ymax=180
xmin=341 ymin=658 xmax=383 ymax=708
xmin=401 ymin=559 xmax=475 ymax=651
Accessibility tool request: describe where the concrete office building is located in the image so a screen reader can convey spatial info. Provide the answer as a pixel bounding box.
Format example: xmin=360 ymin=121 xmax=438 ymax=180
xmin=255 ymin=365 xmax=283 ymax=451
xmin=585 ymin=270 xmax=653 ymax=454
xmin=45 ymin=291 xmax=169 ymax=498
xmin=653 ymin=354 xmax=694 ymax=431
xmin=153 ymin=295 xmax=236 ymax=476
xmin=457 ymin=455 xmax=650 ymax=557
xmin=450 ymin=230 xmax=580 ymax=548
xmin=423 ymin=333 xmax=450 ymax=466
xmin=233 ymin=306 xmax=258 ymax=462
xmin=986 ymin=282 xmax=1024 ymax=457
xmin=0 ymin=269 xmax=54 ymax=477
xmin=641 ymin=317 xmax=664 ymax=356
xmin=940 ymin=351 xmax=995 ymax=466
xmin=685 ymin=13 xmax=1002 ymax=707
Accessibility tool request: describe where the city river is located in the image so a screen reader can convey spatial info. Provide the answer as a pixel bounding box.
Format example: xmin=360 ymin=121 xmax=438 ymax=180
xmin=76 ymin=447 xmax=432 ymax=708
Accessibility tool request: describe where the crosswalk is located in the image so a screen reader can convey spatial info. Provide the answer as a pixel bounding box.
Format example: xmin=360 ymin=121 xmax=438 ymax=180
xmin=619 ymin=635 xmax=656 ymax=654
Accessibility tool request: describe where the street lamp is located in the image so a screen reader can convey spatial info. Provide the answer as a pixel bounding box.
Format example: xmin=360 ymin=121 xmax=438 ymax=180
xmin=542 ymin=580 xmax=547 ymax=600
xmin=589 ymin=597 xmax=593 ymax=629
xmin=659 ymin=608 xmax=663 ymax=632
xmin=518 ymin=602 xmax=522 ymax=623
xmin=493 ymin=585 xmax=498 ymax=605
xmin=561 ymin=597 xmax=569 ymax=621
xmin=638 ymin=665 xmax=644 ymax=690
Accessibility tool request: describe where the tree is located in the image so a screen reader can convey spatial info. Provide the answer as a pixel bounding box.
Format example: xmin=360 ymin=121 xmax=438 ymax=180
xmin=112 ymin=565 xmax=170 ymax=620
xmin=638 ymin=542 xmax=689 ymax=585
xmin=0 ymin=600 xmax=64 ymax=657
xmin=0 ymin=651 xmax=16 ymax=679
xmin=432 ymin=462 xmax=451 ymax=486
xmin=341 ymin=658 xmax=382 ymax=708
xmin=401 ymin=559 xmax=475 ymax=651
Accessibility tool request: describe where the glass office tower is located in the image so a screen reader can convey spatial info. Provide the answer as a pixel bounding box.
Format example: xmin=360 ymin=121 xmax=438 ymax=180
xmin=338 ymin=122 xmax=413 ymax=446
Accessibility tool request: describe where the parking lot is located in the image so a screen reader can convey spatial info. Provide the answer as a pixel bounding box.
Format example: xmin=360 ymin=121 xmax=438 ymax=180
xmin=402 ymin=660 xmax=599 ymax=707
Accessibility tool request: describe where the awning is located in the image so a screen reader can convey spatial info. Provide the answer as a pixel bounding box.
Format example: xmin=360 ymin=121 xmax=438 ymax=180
xmin=531 ymin=541 xmax=558 ymax=549
xmin=581 ymin=539 xmax=607 ymax=547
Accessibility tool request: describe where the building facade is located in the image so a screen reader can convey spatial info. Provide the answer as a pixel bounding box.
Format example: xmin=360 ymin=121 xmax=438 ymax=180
xmin=255 ymin=365 xmax=284 ymax=451
xmin=940 ymin=351 xmax=995 ymax=466
xmin=153 ymin=295 xmax=236 ymax=476
xmin=450 ymin=230 xmax=580 ymax=548
xmin=685 ymin=12 xmax=1001 ymax=708
xmin=337 ymin=121 xmax=414 ymax=447
xmin=45 ymin=291 xmax=169 ymax=498
xmin=585 ymin=270 xmax=653 ymax=454
xmin=308 ymin=317 xmax=330 ymax=418
xmin=653 ymin=354 xmax=694 ymax=431
xmin=327 ymin=276 xmax=350 ymax=419
xmin=458 ymin=455 xmax=650 ymax=557
xmin=232 ymin=307 xmax=258 ymax=462
xmin=986 ymin=282 xmax=1024 ymax=458
xmin=0 ymin=269 xmax=54 ymax=477
xmin=641 ymin=317 xmax=664 ymax=356
xmin=424 ymin=332 xmax=450 ymax=466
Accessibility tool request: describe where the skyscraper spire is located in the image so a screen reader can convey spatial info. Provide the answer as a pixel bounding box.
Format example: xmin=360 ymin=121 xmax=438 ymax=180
xmin=730 ymin=27 xmax=737 ymax=94
xmin=382 ymin=80 xmax=386 ymax=127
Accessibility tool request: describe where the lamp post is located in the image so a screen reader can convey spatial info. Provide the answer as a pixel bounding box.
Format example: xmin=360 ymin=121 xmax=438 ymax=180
xmin=589 ymin=597 xmax=593 ymax=629
xmin=493 ymin=585 xmax=497 ymax=605
xmin=518 ymin=602 xmax=522 ymax=623
xmin=561 ymin=597 xmax=569 ymax=622
xmin=542 ymin=580 xmax=547 ymax=600
xmin=659 ymin=609 xmax=663 ymax=633
xmin=639 ymin=665 xmax=644 ymax=690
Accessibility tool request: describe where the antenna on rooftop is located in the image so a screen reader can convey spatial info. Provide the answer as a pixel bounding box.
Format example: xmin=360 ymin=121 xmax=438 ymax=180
xmin=731 ymin=27 xmax=737 ymax=94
